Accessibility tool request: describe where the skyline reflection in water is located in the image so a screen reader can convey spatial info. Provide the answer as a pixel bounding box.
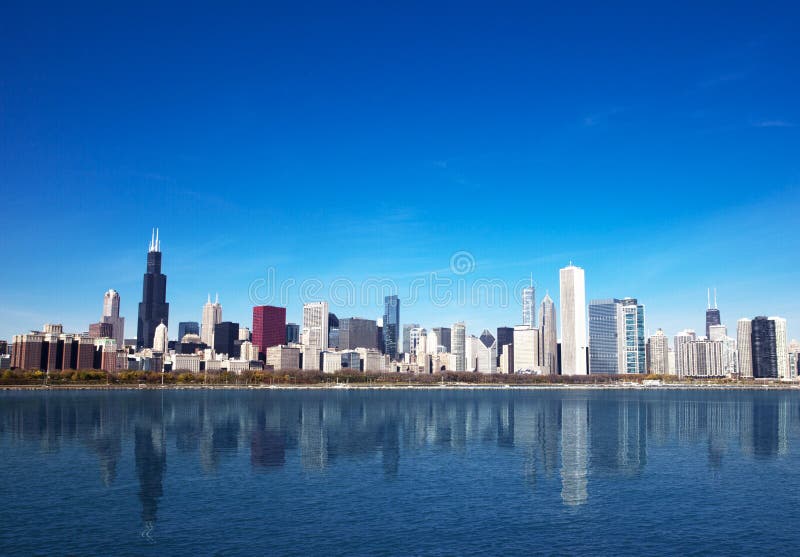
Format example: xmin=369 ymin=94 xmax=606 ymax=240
xmin=1 ymin=389 xmax=799 ymax=555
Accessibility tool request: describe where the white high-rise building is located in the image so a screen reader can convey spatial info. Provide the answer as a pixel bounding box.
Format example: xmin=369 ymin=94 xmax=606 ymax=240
xmin=771 ymin=316 xmax=789 ymax=380
xmin=673 ymin=329 xmax=697 ymax=378
xmin=153 ymin=321 xmax=168 ymax=353
xmin=302 ymin=301 xmax=330 ymax=351
xmin=737 ymin=318 xmax=753 ymax=379
xmin=513 ymin=325 xmax=541 ymax=373
xmin=101 ymin=289 xmax=125 ymax=348
xmin=559 ymin=264 xmax=587 ymax=375
xmin=427 ymin=329 xmax=439 ymax=354
xmin=708 ymin=324 xmax=727 ymax=341
xmin=416 ymin=329 xmax=428 ymax=362
xmin=540 ymin=292 xmax=557 ymax=374
xmin=646 ymin=329 xmax=670 ymax=375
xmin=522 ymin=277 xmax=536 ymax=327
xmin=201 ymin=294 xmax=223 ymax=347
xmin=452 ymin=322 xmax=466 ymax=371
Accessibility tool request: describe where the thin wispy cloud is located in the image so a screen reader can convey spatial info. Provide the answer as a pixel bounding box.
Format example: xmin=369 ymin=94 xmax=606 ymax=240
xmin=752 ymin=120 xmax=794 ymax=128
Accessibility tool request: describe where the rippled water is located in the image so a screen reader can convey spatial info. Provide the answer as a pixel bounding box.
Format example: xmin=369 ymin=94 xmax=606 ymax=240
xmin=1 ymin=389 xmax=799 ymax=555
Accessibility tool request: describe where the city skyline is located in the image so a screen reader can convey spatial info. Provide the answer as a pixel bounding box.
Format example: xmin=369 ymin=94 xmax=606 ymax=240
xmin=2 ymin=228 xmax=798 ymax=349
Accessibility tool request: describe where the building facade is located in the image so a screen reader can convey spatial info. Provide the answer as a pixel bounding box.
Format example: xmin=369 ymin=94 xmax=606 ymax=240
xmin=560 ymin=264 xmax=587 ymax=375
xmin=136 ymin=229 xmax=169 ymax=348
xmin=101 ymin=289 xmax=125 ymax=347
xmin=201 ymin=294 xmax=223 ymax=347
xmin=452 ymin=322 xmax=466 ymax=371
xmin=522 ymin=282 xmax=536 ymax=327
xmin=646 ymin=329 xmax=670 ymax=375
xmin=302 ymin=302 xmax=330 ymax=351
xmin=383 ymin=295 xmax=400 ymax=360
xmin=252 ymin=305 xmax=287 ymax=357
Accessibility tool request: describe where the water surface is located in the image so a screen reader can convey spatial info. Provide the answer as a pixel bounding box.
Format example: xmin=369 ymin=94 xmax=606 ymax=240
xmin=1 ymin=389 xmax=799 ymax=555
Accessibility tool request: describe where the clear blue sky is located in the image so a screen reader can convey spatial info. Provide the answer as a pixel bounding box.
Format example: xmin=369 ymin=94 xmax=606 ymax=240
xmin=1 ymin=1 xmax=798 ymax=342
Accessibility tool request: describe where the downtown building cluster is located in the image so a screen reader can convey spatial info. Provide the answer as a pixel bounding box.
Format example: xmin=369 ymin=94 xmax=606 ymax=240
xmin=4 ymin=232 xmax=800 ymax=380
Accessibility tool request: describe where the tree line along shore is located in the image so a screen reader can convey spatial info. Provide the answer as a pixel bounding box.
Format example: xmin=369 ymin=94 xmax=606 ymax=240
xmin=1 ymin=368 xmax=798 ymax=388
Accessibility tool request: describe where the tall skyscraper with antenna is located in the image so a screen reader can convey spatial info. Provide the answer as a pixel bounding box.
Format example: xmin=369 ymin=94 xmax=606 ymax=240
xmin=136 ymin=228 xmax=169 ymax=349
xmin=522 ymin=275 xmax=536 ymax=327
xmin=201 ymin=294 xmax=223 ymax=347
xmin=705 ymin=288 xmax=721 ymax=338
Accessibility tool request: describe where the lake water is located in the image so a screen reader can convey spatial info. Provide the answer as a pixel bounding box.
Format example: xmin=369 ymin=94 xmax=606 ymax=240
xmin=1 ymin=388 xmax=799 ymax=555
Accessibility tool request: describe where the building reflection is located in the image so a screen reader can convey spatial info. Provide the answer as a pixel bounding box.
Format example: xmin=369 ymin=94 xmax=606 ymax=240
xmin=1 ymin=389 xmax=800 ymax=523
xmin=560 ymin=397 xmax=589 ymax=506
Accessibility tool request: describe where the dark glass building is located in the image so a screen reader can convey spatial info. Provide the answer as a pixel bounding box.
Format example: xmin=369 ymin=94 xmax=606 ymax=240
xmin=339 ymin=318 xmax=378 ymax=350
xmin=589 ymin=299 xmax=621 ymax=374
xmin=751 ymin=316 xmax=778 ymax=378
xmin=137 ymin=230 xmax=169 ymax=349
xmin=178 ymin=321 xmax=200 ymax=340
xmin=328 ymin=313 xmax=340 ymax=350
xmin=383 ymin=295 xmax=400 ymax=359
xmin=705 ymin=308 xmax=721 ymax=338
xmin=432 ymin=327 xmax=452 ymax=352
xmin=496 ymin=326 xmax=514 ymax=364
xmin=213 ymin=321 xmax=240 ymax=358
xmin=285 ymin=323 xmax=300 ymax=344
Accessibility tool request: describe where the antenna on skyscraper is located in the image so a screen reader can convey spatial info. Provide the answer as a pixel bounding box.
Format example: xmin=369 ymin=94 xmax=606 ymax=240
xmin=714 ymin=288 xmax=718 ymax=309
xmin=149 ymin=228 xmax=155 ymax=252
xmin=707 ymin=288 xmax=711 ymax=309
xmin=155 ymin=228 xmax=160 ymax=251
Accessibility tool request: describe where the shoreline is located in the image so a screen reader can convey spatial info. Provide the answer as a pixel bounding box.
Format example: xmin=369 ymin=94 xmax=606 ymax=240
xmin=3 ymin=382 xmax=800 ymax=391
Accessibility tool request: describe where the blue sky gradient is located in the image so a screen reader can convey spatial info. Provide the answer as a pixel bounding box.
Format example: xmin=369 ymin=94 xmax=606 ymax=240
xmin=1 ymin=1 xmax=798 ymax=341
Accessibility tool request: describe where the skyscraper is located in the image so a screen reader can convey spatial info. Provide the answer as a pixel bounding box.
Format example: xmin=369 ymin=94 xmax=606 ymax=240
xmin=588 ymin=299 xmax=623 ymax=374
xmin=496 ymin=326 xmax=514 ymax=365
xmin=302 ymin=301 xmax=329 ymax=351
xmin=452 ymin=322 xmax=466 ymax=371
xmin=646 ymin=329 xmax=669 ymax=375
xmin=540 ymin=293 xmax=557 ymax=374
xmin=751 ymin=316 xmax=777 ymax=379
xmin=705 ymin=288 xmax=721 ymax=339
xmin=328 ymin=313 xmax=340 ymax=350
xmin=621 ymin=298 xmax=646 ymax=374
xmin=403 ymin=323 xmax=420 ymax=355
xmin=771 ymin=316 xmax=789 ymax=380
xmin=559 ymin=264 xmax=587 ymax=375
xmin=153 ymin=321 xmax=168 ymax=353
xmin=432 ymin=327 xmax=452 ymax=352
xmin=101 ymin=289 xmax=125 ymax=348
xmin=522 ymin=277 xmax=536 ymax=327
xmin=673 ymin=329 xmax=697 ymax=377
xmin=737 ymin=318 xmax=753 ymax=379
xmin=339 ymin=318 xmax=378 ymax=350
xmin=178 ymin=321 xmax=200 ymax=341
xmin=136 ymin=229 xmax=169 ymax=349
xmin=201 ymin=294 xmax=223 ymax=347
xmin=252 ymin=305 xmax=287 ymax=357
xmin=589 ymin=298 xmax=647 ymax=373
xmin=213 ymin=321 xmax=240 ymax=357
xmin=513 ymin=325 xmax=541 ymax=373
xmin=286 ymin=323 xmax=300 ymax=344
xmin=383 ymin=295 xmax=400 ymax=360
